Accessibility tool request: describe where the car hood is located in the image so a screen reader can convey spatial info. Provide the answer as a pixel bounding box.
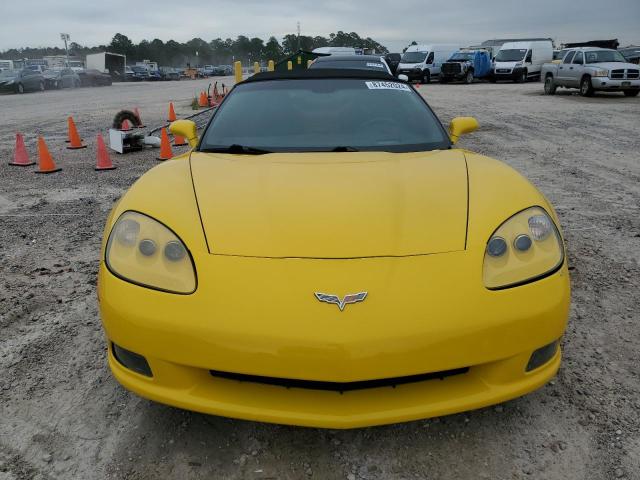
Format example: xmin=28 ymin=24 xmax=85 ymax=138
xmin=587 ymin=62 xmax=639 ymax=70
xmin=189 ymin=150 xmax=468 ymax=258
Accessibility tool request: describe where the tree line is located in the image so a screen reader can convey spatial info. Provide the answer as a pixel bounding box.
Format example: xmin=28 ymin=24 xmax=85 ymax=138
xmin=0 ymin=32 xmax=389 ymax=67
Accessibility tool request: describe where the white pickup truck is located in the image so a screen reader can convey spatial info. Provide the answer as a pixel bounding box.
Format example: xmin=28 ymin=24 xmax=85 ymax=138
xmin=541 ymin=47 xmax=640 ymax=97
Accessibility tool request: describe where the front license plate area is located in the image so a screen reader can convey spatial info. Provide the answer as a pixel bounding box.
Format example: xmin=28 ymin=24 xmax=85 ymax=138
xmin=621 ymin=81 xmax=631 ymax=87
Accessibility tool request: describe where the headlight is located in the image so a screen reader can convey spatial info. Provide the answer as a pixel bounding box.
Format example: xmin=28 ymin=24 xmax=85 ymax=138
xmin=592 ymin=69 xmax=609 ymax=77
xmin=105 ymin=211 xmax=196 ymax=294
xmin=483 ymin=207 xmax=564 ymax=289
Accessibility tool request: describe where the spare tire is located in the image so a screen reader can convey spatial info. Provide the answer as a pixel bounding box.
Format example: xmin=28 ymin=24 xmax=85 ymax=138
xmin=112 ymin=110 xmax=142 ymax=129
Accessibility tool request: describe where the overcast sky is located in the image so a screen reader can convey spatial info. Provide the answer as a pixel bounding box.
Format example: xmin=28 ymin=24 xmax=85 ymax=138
xmin=1 ymin=0 xmax=638 ymax=52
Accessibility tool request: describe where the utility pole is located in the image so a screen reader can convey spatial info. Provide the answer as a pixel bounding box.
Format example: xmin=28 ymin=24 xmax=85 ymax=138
xmin=60 ymin=33 xmax=70 ymax=67
xmin=297 ymin=21 xmax=301 ymax=51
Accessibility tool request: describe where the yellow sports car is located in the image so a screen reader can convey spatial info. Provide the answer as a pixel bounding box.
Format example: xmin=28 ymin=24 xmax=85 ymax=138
xmin=98 ymin=69 xmax=570 ymax=428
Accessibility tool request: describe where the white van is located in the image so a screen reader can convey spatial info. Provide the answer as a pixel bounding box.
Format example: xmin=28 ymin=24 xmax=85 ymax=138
xmin=397 ymin=44 xmax=461 ymax=83
xmin=492 ymin=40 xmax=553 ymax=82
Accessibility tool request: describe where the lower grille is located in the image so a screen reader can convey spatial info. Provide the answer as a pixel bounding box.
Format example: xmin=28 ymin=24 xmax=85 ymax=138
xmin=442 ymin=63 xmax=462 ymax=75
xmin=496 ymin=69 xmax=511 ymax=74
xmin=210 ymin=367 xmax=469 ymax=392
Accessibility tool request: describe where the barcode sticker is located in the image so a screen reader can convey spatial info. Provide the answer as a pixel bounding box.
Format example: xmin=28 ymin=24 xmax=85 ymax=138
xmin=365 ymin=81 xmax=411 ymax=91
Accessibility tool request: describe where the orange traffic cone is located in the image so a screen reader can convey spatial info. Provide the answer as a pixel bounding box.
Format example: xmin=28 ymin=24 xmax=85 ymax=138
xmin=66 ymin=117 xmax=87 ymax=150
xmin=134 ymin=107 xmax=145 ymax=128
xmin=173 ymin=132 xmax=188 ymax=147
xmin=120 ymin=119 xmax=132 ymax=131
xmin=167 ymin=102 xmax=177 ymax=122
xmin=35 ymin=137 xmax=61 ymax=174
xmin=95 ymin=134 xmax=116 ymax=171
xmin=198 ymin=92 xmax=208 ymax=107
xmin=157 ymin=128 xmax=173 ymax=161
xmin=9 ymin=133 xmax=35 ymax=166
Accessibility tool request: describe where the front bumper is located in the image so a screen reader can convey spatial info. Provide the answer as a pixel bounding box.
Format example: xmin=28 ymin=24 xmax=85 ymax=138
xmin=492 ymin=67 xmax=525 ymax=81
xmin=396 ymin=69 xmax=424 ymax=81
xmin=591 ymin=77 xmax=640 ymax=90
xmin=99 ymin=252 xmax=570 ymax=428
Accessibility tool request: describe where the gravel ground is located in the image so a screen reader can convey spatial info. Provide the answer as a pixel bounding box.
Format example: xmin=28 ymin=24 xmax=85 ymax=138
xmin=0 ymin=78 xmax=639 ymax=480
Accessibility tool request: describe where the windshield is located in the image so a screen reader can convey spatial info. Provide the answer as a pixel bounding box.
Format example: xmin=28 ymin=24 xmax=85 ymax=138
xmin=312 ymin=60 xmax=387 ymax=72
xmin=0 ymin=70 xmax=17 ymax=78
xmin=584 ymin=50 xmax=627 ymax=63
xmin=132 ymin=66 xmax=147 ymax=73
xmin=200 ymin=78 xmax=449 ymax=153
xmin=401 ymin=52 xmax=427 ymax=63
xmin=495 ymin=49 xmax=527 ymax=62
xmin=448 ymin=52 xmax=474 ymax=61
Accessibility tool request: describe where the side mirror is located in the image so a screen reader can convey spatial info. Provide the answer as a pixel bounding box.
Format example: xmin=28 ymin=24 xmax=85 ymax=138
xmin=169 ymin=120 xmax=198 ymax=148
xmin=398 ymin=74 xmax=409 ymax=81
xmin=449 ymin=117 xmax=479 ymax=144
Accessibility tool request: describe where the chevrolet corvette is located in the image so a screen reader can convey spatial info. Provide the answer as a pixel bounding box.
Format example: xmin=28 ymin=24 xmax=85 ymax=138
xmin=98 ymin=69 xmax=570 ymax=428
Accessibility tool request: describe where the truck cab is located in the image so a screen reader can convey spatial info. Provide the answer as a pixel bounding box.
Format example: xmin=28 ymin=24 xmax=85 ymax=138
xmin=397 ymin=44 xmax=461 ymax=83
xmin=492 ymin=40 xmax=553 ymax=82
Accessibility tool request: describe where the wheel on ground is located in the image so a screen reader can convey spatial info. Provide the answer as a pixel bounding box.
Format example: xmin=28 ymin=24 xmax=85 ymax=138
xmin=544 ymin=76 xmax=557 ymax=95
xmin=422 ymin=71 xmax=431 ymax=84
xmin=465 ymin=71 xmax=474 ymax=84
xmin=39 ymin=81 xmax=45 ymax=92
xmin=516 ymin=70 xmax=527 ymax=83
xmin=580 ymin=76 xmax=594 ymax=97
xmin=623 ymin=90 xmax=639 ymax=97
xmin=17 ymin=83 xmax=24 ymax=94
xmin=439 ymin=76 xmax=449 ymax=84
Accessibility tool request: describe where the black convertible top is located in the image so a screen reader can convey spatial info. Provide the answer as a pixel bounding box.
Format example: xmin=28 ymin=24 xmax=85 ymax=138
xmin=242 ymin=68 xmax=400 ymax=84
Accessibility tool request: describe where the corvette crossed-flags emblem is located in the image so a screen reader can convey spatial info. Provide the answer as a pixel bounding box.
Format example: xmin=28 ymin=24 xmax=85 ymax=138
xmin=314 ymin=292 xmax=368 ymax=311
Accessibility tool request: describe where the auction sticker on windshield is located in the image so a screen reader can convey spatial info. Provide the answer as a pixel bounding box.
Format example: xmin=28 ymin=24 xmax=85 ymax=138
xmin=365 ymin=81 xmax=411 ymax=91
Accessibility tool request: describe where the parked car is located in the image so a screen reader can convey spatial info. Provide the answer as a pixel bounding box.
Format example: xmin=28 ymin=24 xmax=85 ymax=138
xmin=396 ymin=44 xmax=461 ymax=83
xmin=125 ymin=66 xmax=135 ymax=81
xmin=100 ymin=68 xmax=570 ymax=428
xmin=77 ymin=69 xmax=113 ymax=87
xmin=440 ymin=50 xmax=492 ymax=84
xmin=148 ymin=70 xmax=162 ymax=81
xmin=0 ymin=69 xmax=44 ymax=93
xmin=202 ymin=65 xmax=215 ymax=76
xmin=130 ymin=65 xmax=151 ymax=81
xmin=492 ymin=41 xmax=554 ymax=83
xmin=43 ymin=68 xmax=80 ymax=89
xmin=620 ymin=46 xmax=640 ymax=65
xmin=542 ymin=47 xmax=640 ymax=97
xmin=384 ymin=53 xmax=401 ymax=75
xmin=309 ymin=55 xmax=392 ymax=74
xmin=159 ymin=67 xmax=181 ymax=81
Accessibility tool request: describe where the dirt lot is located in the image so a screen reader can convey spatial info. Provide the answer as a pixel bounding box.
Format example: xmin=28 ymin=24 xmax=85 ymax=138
xmin=1 ymin=78 xmax=639 ymax=480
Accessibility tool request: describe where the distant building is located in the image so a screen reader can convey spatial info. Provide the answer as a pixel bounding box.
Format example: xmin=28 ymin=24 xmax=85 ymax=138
xmin=43 ymin=55 xmax=84 ymax=69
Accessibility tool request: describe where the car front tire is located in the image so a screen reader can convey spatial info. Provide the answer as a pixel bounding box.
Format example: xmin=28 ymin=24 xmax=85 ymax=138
xmin=422 ymin=71 xmax=431 ymax=84
xmin=580 ymin=76 xmax=594 ymax=97
xmin=465 ymin=70 xmax=474 ymax=84
xmin=17 ymin=83 xmax=24 ymax=94
xmin=516 ymin=70 xmax=527 ymax=83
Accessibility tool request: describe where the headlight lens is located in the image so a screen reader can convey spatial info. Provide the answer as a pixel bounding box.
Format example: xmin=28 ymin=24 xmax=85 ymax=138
xmin=483 ymin=207 xmax=564 ymax=289
xmin=105 ymin=211 xmax=196 ymax=294
xmin=592 ymin=69 xmax=608 ymax=77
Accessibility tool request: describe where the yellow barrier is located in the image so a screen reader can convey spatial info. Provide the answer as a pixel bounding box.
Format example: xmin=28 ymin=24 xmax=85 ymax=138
xmin=287 ymin=60 xmax=293 ymax=71
xmin=254 ymin=62 xmax=260 ymax=74
xmin=268 ymin=60 xmax=274 ymax=72
xmin=234 ymin=61 xmax=242 ymax=83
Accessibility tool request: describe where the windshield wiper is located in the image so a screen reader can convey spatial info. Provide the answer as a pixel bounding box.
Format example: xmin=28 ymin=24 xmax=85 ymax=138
xmin=201 ymin=144 xmax=272 ymax=155
xmin=330 ymin=146 xmax=360 ymax=152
